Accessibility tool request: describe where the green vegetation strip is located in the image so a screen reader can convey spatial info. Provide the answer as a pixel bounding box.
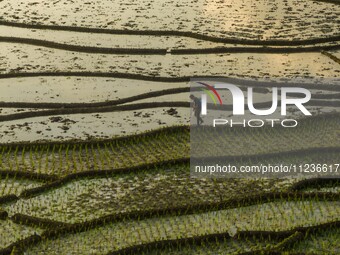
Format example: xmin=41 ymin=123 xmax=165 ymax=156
xmin=0 ymin=227 xmax=304 ymax=255
xmin=145 ymin=233 xmax=295 ymax=255
xmin=0 ymin=234 xmax=41 ymax=255
xmin=0 ymin=73 xmax=339 ymax=91
xmin=18 ymin=159 xmax=188 ymax=198
xmin=0 ymin=21 xmax=339 ymax=46
xmin=21 ymin=212 xmax=340 ymax=255
xmin=105 ymin=231 xmax=303 ymax=255
xmin=192 ymin=115 xmax=339 ymax=158
xmin=0 ymin=219 xmax=43 ymax=255
xmin=13 ymin=147 xmax=339 ymax=198
xmin=0 ymin=114 xmax=338 ymax=177
xmin=0 ymin=126 xmax=189 ymax=176
xmin=282 ymin=225 xmax=340 ymax=254
xmin=9 ymin=192 xmax=340 ymax=230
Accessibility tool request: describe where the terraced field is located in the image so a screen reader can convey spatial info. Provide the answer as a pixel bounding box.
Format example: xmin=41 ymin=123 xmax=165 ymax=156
xmin=0 ymin=0 xmax=339 ymax=254
xmin=0 ymin=114 xmax=339 ymax=254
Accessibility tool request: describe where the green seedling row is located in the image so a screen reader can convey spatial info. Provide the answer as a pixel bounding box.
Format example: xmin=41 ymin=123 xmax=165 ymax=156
xmin=23 ymin=200 xmax=339 ymax=255
xmin=0 ymin=128 xmax=189 ymax=176
xmin=0 ymin=114 xmax=338 ymax=178
xmin=283 ymin=226 xmax=340 ymax=254
xmin=0 ymin=219 xmax=43 ymax=250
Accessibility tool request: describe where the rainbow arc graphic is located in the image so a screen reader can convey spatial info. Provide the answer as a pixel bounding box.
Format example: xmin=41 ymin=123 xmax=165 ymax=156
xmin=196 ymin=82 xmax=223 ymax=105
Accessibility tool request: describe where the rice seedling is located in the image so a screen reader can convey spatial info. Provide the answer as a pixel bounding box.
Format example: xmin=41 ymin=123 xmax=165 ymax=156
xmin=21 ymin=198 xmax=340 ymax=254
xmin=283 ymin=227 xmax=340 ymax=254
xmin=0 ymin=176 xmax=43 ymax=197
xmin=0 ymin=219 xmax=43 ymax=250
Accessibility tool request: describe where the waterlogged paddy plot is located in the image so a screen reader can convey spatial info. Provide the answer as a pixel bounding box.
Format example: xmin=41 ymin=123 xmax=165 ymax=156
xmin=1 ymin=44 xmax=339 ymax=80
xmin=0 ymin=115 xmax=338 ymax=176
xmin=0 ymin=77 xmax=188 ymax=104
xmin=1 ymin=0 xmax=339 ymax=40
xmin=287 ymin=227 xmax=340 ymax=254
xmin=0 ymin=178 xmax=42 ymax=197
xmin=0 ymin=219 xmax=42 ymax=249
xmin=0 ymin=26 xmax=231 ymax=50
xmin=4 ymin=171 xmax=301 ymax=223
xmin=0 ymin=126 xmax=339 ymax=253
xmin=0 ymin=0 xmax=339 ymax=254
xmin=192 ymin=114 xmax=340 ymax=158
xmin=0 ymin=110 xmax=190 ymax=143
xmin=0 ymin=128 xmax=189 ymax=176
xmin=23 ymin=200 xmax=340 ymax=255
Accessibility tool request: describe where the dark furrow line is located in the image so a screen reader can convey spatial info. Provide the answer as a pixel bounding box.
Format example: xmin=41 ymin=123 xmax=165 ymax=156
xmin=0 ymin=73 xmax=339 ymax=92
xmin=0 ymin=99 xmax=339 ymax=123
xmin=290 ymin=177 xmax=340 ymax=191
xmin=11 ymin=214 xmax=72 ymax=229
xmin=18 ymin=147 xmax=340 ymax=198
xmin=0 ymin=100 xmax=340 ymax=123
xmin=0 ymin=72 xmax=192 ymax=82
xmin=0 ymin=209 xmax=8 ymax=220
xmin=0 ymin=87 xmax=190 ymax=109
xmin=1 ymin=89 xmax=340 ymax=109
xmin=172 ymin=45 xmax=340 ymax=54
xmin=0 ymin=36 xmax=166 ymax=55
xmin=310 ymin=0 xmax=340 ymax=5
xmin=0 ymin=170 xmax=58 ymax=182
xmin=0 ymin=101 xmax=190 ymax=123
xmin=322 ymin=50 xmax=340 ymax=65
xmin=0 ymin=20 xmax=339 ymax=46
xmin=1 ymin=36 xmax=339 ymax=54
xmin=0 ymin=194 xmax=19 ymax=205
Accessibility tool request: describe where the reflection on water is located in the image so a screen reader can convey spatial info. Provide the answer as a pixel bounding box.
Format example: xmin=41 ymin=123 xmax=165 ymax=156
xmin=0 ymin=0 xmax=339 ymax=40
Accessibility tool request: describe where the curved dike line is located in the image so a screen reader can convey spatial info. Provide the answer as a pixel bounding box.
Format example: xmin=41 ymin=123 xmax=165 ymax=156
xmin=0 ymin=20 xmax=339 ymax=46
xmin=0 ymin=36 xmax=166 ymax=55
xmin=0 ymin=99 xmax=339 ymax=123
xmin=1 ymin=36 xmax=339 ymax=54
xmin=0 ymin=73 xmax=339 ymax=91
